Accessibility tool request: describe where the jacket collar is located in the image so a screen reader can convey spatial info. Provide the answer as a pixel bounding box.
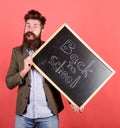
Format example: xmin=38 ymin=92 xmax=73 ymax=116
xmin=21 ymin=45 xmax=29 ymax=58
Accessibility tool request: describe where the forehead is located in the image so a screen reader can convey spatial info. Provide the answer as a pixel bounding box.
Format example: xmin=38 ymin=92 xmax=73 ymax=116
xmin=25 ymin=19 xmax=41 ymax=25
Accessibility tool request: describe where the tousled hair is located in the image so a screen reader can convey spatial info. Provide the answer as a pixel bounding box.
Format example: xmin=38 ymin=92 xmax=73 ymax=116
xmin=24 ymin=10 xmax=46 ymax=29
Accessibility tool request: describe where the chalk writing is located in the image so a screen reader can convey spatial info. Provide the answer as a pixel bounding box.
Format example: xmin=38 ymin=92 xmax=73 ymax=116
xmin=81 ymin=60 xmax=95 ymax=78
xmin=48 ymin=39 xmax=95 ymax=88
xmin=60 ymin=39 xmax=75 ymax=54
xmin=61 ymin=39 xmax=96 ymax=78
xmin=48 ymin=55 xmax=82 ymax=88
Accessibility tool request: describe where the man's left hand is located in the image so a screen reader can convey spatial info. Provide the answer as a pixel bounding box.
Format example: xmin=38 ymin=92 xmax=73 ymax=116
xmin=71 ymin=104 xmax=84 ymax=113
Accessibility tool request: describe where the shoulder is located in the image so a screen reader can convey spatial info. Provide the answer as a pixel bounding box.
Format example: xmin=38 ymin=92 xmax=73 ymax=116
xmin=11 ymin=45 xmax=25 ymax=56
xmin=13 ymin=45 xmax=23 ymax=51
xmin=12 ymin=45 xmax=25 ymax=53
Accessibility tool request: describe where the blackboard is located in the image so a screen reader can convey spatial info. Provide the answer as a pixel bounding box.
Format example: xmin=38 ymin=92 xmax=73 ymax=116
xmin=32 ymin=23 xmax=115 ymax=109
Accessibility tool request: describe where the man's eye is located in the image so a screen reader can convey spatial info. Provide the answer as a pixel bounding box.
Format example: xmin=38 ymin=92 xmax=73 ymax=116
xmin=26 ymin=24 xmax=30 ymax=28
xmin=34 ymin=25 xmax=39 ymax=29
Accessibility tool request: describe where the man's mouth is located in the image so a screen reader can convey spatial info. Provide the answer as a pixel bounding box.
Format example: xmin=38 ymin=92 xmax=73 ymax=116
xmin=26 ymin=32 xmax=36 ymax=40
xmin=27 ymin=34 xmax=34 ymax=40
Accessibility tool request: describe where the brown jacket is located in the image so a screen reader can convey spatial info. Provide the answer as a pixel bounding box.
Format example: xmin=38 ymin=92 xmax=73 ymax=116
xmin=6 ymin=45 xmax=64 ymax=115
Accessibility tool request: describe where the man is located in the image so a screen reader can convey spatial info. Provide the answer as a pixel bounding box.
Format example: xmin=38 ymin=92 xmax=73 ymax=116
xmin=6 ymin=10 xmax=83 ymax=128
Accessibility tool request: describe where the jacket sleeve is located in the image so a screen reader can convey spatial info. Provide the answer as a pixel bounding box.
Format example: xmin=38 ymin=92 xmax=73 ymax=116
xmin=6 ymin=48 xmax=24 ymax=89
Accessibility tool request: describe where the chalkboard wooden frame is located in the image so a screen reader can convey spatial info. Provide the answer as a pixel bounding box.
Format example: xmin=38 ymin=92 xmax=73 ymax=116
xmin=32 ymin=23 xmax=115 ymax=109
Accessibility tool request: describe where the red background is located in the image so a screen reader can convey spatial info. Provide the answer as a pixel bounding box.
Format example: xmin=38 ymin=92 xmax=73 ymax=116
xmin=0 ymin=0 xmax=120 ymax=128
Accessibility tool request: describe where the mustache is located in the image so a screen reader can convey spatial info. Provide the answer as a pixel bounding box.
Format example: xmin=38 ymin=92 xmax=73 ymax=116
xmin=24 ymin=31 xmax=36 ymax=39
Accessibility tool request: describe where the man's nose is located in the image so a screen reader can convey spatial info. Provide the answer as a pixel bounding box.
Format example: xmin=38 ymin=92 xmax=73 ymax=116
xmin=28 ymin=26 xmax=34 ymax=32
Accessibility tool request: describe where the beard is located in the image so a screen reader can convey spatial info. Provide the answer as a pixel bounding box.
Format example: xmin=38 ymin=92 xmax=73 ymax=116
xmin=22 ymin=32 xmax=41 ymax=51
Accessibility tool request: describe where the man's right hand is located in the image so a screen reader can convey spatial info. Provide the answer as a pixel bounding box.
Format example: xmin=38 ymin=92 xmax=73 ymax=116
xmin=20 ymin=56 xmax=33 ymax=78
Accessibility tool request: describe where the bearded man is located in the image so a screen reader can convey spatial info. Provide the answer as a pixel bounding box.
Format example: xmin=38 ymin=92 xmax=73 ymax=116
xmin=6 ymin=10 xmax=82 ymax=128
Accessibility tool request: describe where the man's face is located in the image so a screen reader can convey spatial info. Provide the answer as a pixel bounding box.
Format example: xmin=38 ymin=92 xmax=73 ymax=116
xmin=23 ymin=19 xmax=43 ymax=50
xmin=24 ymin=19 xmax=42 ymax=40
